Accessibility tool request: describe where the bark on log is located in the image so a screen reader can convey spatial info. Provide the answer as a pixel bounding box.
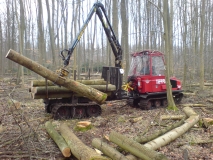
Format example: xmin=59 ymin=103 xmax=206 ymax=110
xmin=92 ymin=138 xmax=128 ymax=160
xmin=59 ymin=123 xmax=110 ymax=160
xmin=6 ymin=49 xmax=107 ymax=104
xmin=30 ymin=85 xmax=116 ymax=95
xmin=144 ymin=107 xmax=199 ymax=150
xmin=202 ymin=118 xmax=213 ymax=128
xmin=182 ymin=104 xmax=207 ymax=108
xmin=182 ymin=106 xmax=198 ymax=117
xmin=45 ymin=121 xmax=71 ymax=157
xmin=31 ymin=79 xmax=107 ymax=87
xmin=31 ymin=91 xmax=112 ymax=99
xmin=31 ymin=93 xmax=74 ymax=99
xmin=109 ymin=131 xmax=168 ymax=160
xmin=31 ymin=86 xmax=73 ymax=94
xmin=135 ymin=118 xmax=185 ymax=143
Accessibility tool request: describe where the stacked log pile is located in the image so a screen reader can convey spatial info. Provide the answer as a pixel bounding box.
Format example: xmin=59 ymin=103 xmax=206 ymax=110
xmin=29 ymin=79 xmax=116 ymax=99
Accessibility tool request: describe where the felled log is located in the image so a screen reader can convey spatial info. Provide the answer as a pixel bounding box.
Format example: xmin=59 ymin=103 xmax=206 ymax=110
xmin=144 ymin=107 xmax=199 ymax=150
xmin=135 ymin=118 xmax=185 ymax=143
xmin=202 ymin=118 xmax=213 ymax=128
xmin=207 ymin=99 xmax=213 ymax=103
xmin=6 ymin=49 xmax=107 ymax=104
xmin=31 ymin=93 xmax=73 ymax=99
xmin=30 ymin=85 xmax=116 ymax=95
xmin=187 ymin=83 xmax=213 ymax=87
xmin=183 ymin=92 xmax=197 ymax=96
xmin=160 ymin=115 xmax=185 ymax=120
xmin=109 ymin=131 xmax=168 ymax=160
xmin=182 ymin=104 xmax=207 ymax=108
xmin=31 ymin=79 xmax=107 ymax=87
xmin=92 ymin=138 xmax=128 ymax=160
xmin=45 ymin=121 xmax=71 ymax=157
xmin=59 ymin=123 xmax=110 ymax=160
xmin=31 ymin=91 xmax=112 ymax=99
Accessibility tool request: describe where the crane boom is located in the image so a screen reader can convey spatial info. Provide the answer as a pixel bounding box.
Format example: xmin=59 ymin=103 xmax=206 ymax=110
xmin=60 ymin=2 xmax=122 ymax=68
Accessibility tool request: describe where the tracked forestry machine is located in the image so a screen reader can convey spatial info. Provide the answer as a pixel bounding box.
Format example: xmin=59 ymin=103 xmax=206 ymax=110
xmin=6 ymin=2 xmax=183 ymax=120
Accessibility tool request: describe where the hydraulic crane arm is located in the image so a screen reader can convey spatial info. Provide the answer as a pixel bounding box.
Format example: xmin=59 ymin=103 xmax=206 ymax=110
xmin=60 ymin=2 xmax=122 ymax=68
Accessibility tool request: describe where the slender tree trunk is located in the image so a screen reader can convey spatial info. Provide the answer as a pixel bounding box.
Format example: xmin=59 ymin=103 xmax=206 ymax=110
xmin=45 ymin=0 xmax=56 ymax=70
xmin=199 ymin=0 xmax=206 ymax=89
xmin=163 ymin=0 xmax=177 ymax=110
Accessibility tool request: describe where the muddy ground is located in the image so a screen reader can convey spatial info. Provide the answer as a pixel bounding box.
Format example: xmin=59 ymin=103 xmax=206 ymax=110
xmin=0 ymin=76 xmax=213 ymax=160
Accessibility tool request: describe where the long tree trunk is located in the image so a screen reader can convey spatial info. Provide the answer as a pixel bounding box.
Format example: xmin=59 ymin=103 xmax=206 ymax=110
xmin=6 ymin=49 xmax=107 ymax=104
xmin=45 ymin=0 xmax=56 ymax=70
xmin=59 ymin=123 xmax=110 ymax=160
xmin=163 ymin=0 xmax=177 ymax=110
xmin=199 ymin=0 xmax=206 ymax=89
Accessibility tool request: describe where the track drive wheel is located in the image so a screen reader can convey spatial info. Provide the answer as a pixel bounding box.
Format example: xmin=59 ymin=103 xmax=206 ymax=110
xmin=72 ymin=106 xmax=86 ymax=119
xmin=154 ymin=100 xmax=161 ymax=108
xmin=162 ymin=99 xmax=168 ymax=107
xmin=86 ymin=105 xmax=102 ymax=117
xmin=145 ymin=100 xmax=152 ymax=110
xmin=140 ymin=99 xmax=152 ymax=110
xmin=53 ymin=106 xmax=71 ymax=120
xmin=45 ymin=104 xmax=51 ymax=113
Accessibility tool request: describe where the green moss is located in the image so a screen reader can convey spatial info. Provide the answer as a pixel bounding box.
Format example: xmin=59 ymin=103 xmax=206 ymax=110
xmin=118 ymin=116 xmax=126 ymax=123
xmin=167 ymin=105 xmax=179 ymax=111
xmin=74 ymin=124 xmax=92 ymax=132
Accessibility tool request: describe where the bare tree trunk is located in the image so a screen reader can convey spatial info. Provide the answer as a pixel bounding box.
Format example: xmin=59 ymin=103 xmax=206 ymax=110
xmin=121 ymin=0 xmax=129 ymax=81
xmin=37 ymin=0 xmax=46 ymax=65
xmin=162 ymin=0 xmax=177 ymax=110
xmin=14 ymin=0 xmax=25 ymax=86
xmin=0 ymin=20 xmax=2 ymax=75
xmin=199 ymin=0 xmax=206 ymax=89
xmin=45 ymin=0 xmax=56 ymax=70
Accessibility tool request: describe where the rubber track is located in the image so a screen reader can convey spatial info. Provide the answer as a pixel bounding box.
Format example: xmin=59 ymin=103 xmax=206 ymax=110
xmin=51 ymin=102 xmax=101 ymax=120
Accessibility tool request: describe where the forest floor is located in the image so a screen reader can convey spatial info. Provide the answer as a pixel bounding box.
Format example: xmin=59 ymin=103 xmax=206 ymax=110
xmin=0 ymin=75 xmax=213 ymax=160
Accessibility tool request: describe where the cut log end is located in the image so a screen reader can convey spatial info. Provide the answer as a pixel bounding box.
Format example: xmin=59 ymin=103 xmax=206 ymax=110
xmin=62 ymin=147 xmax=71 ymax=157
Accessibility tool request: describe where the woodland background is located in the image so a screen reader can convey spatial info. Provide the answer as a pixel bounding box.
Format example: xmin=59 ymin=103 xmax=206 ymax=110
xmin=0 ymin=0 xmax=212 ymax=88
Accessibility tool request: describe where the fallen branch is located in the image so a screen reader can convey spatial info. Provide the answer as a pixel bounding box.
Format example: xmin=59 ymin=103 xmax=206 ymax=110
xmin=135 ymin=118 xmax=185 ymax=143
xmin=160 ymin=115 xmax=185 ymax=120
xmin=182 ymin=104 xmax=207 ymax=108
xmin=144 ymin=107 xmax=199 ymax=150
